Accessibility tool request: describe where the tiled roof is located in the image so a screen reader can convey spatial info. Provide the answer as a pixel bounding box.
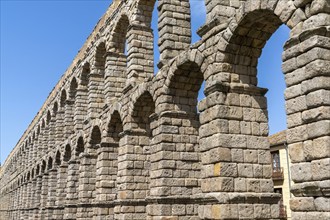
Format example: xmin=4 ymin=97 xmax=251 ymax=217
xmin=268 ymin=130 xmax=286 ymax=146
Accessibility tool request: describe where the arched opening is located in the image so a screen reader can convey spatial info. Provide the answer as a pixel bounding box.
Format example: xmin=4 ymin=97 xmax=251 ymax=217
xmin=103 ymin=14 xmax=129 ymax=105
xmin=36 ymin=165 xmax=40 ymax=176
xmin=69 ymin=77 xmax=78 ymax=100
xmin=168 ymin=61 xmax=204 ymax=115
xmin=31 ymin=169 xmax=35 ymax=179
xmin=81 ymin=62 xmax=90 ymax=86
xmin=107 ymin=111 xmax=123 ymax=143
xmin=41 ymin=119 xmax=45 ymax=129
xmin=132 ymin=92 xmax=155 ymax=136
xmin=55 ymin=151 xmax=61 ymax=166
xmin=41 ymin=160 xmax=46 ymax=173
xmin=226 ymin=10 xmax=282 ymax=84
xmin=90 ymin=126 xmax=101 ymax=145
xmin=76 ymin=137 xmax=84 ymax=157
xmin=88 ymin=44 xmax=106 ymax=116
xmin=258 ymin=25 xmax=289 ymax=135
xmin=94 ymin=42 xmax=106 ymax=75
xmin=64 ymin=144 xmax=72 ymax=162
xmin=112 ymin=14 xmax=129 ymax=55
xmin=47 ymin=157 xmax=53 ymax=170
xmin=60 ymin=90 xmax=67 ymax=108
xmin=74 ymin=63 xmax=90 ymax=129
xmin=53 ymin=102 xmax=58 ymax=116
xmin=46 ymin=111 xmax=51 ymax=125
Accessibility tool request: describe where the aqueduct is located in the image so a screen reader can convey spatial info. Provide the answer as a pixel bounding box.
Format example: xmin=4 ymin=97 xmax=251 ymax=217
xmin=0 ymin=0 xmax=329 ymax=219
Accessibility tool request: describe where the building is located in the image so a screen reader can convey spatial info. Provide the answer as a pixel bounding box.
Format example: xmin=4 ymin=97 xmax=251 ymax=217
xmin=269 ymin=131 xmax=293 ymax=219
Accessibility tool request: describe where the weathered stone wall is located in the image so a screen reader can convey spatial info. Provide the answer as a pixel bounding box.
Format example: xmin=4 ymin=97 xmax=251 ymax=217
xmin=0 ymin=0 xmax=329 ymax=219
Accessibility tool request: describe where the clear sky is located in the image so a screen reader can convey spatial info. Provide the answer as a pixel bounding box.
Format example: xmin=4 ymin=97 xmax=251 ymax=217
xmin=0 ymin=0 xmax=289 ymax=164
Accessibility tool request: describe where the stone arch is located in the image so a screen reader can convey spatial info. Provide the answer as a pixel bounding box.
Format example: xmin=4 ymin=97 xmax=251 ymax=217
xmin=131 ymin=89 xmax=156 ymax=134
xmin=104 ymin=101 xmax=124 ymax=132
xmin=41 ymin=118 xmax=45 ymax=129
xmin=41 ymin=160 xmax=47 ymax=173
xmin=69 ymin=77 xmax=78 ymax=100
xmin=90 ymin=125 xmax=102 ymax=145
xmin=80 ymin=62 xmax=90 ymax=86
xmin=60 ymin=89 xmax=67 ymax=108
xmin=87 ymin=119 xmax=103 ymax=145
xmin=37 ymin=125 xmax=40 ymax=136
xmin=46 ymin=110 xmax=51 ymax=125
xmin=110 ymin=13 xmax=130 ymax=54
xmin=63 ymin=144 xmax=72 ymax=162
xmin=93 ymin=41 xmax=107 ymax=75
xmin=31 ymin=168 xmax=35 ymax=179
xmin=75 ymin=136 xmax=85 ymax=157
xmin=53 ymin=101 xmax=58 ymax=115
xmin=36 ymin=164 xmax=40 ymax=176
xmin=55 ymin=150 xmax=61 ymax=167
xmin=47 ymin=156 xmax=53 ymax=170
xmin=26 ymin=171 xmax=31 ymax=182
xmin=106 ymin=110 xmax=124 ymax=143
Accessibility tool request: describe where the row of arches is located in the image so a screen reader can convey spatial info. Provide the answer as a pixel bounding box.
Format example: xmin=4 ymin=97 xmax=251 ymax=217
xmin=2 ymin=0 xmax=207 ymax=179
xmin=1 ymin=0 xmax=329 ymax=219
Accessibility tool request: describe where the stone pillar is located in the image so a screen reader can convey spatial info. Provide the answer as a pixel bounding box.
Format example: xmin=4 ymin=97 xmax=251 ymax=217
xmin=282 ymin=25 xmax=330 ymax=219
xmin=115 ymin=130 xmax=150 ymax=219
xmin=147 ymin=111 xmax=201 ymax=218
xmin=74 ymin=86 xmax=88 ymax=131
xmin=34 ymin=175 xmax=42 ymax=219
xmin=26 ymin=180 xmax=32 ymax=218
xmin=64 ymin=159 xmax=80 ymax=220
xmin=197 ymin=85 xmax=281 ymax=219
xmin=40 ymin=173 xmax=49 ymax=219
xmin=21 ymin=181 xmax=28 ymax=220
xmin=38 ymin=130 xmax=45 ymax=156
xmin=16 ymin=186 xmax=22 ymax=220
xmin=77 ymin=149 xmax=97 ymax=220
xmin=93 ymin=142 xmax=118 ymax=219
xmin=54 ymin=162 xmax=68 ymax=219
xmin=55 ymin=110 xmax=65 ymax=145
xmin=64 ymin=99 xmax=75 ymax=138
xmin=48 ymin=116 xmax=56 ymax=147
xmin=42 ymin=126 xmax=50 ymax=155
xmin=158 ymin=0 xmax=191 ymax=67
xmin=30 ymin=143 xmax=37 ymax=166
xmin=46 ymin=168 xmax=57 ymax=218
xmin=28 ymin=179 xmax=37 ymax=220
xmin=87 ymin=70 xmax=104 ymax=119
xmin=14 ymin=188 xmax=18 ymax=219
xmin=104 ymin=52 xmax=126 ymax=104
xmin=126 ymin=24 xmax=154 ymax=86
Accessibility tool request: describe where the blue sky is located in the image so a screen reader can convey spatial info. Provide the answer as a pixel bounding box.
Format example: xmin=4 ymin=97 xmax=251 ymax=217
xmin=0 ymin=0 xmax=289 ymax=164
